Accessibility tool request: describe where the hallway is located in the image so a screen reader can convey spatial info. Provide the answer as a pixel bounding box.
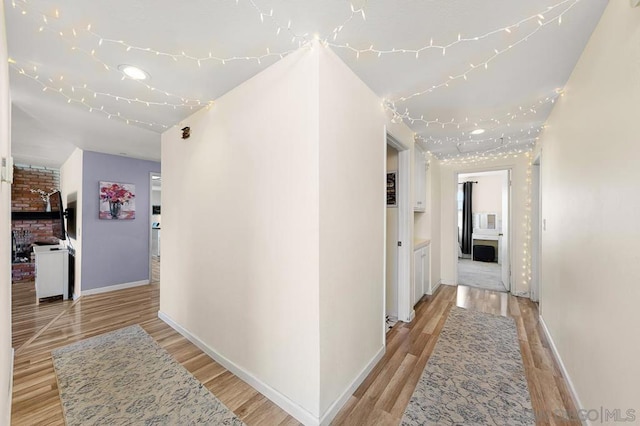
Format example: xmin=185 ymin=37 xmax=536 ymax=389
xmin=11 ymin=280 xmax=578 ymax=425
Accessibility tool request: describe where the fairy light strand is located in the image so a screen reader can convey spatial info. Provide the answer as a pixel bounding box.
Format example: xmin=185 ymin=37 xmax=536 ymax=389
xmin=522 ymin=154 xmax=533 ymax=293
xmin=323 ymin=0 xmax=369 ymax=42
xmin=327 ymin=0 xmax=576 ymax=58
xmin=390 ymin=0 xmax=581 ymax=104
xmin=386 ymin=92 xmax=561 ymax=131
xmin=12 ymin=0 xmax=299 ymax=66
xmin=242 ymin=0 xmax=310 ymax=43
xmin=9 ymin=63 xmax=171 ymax=130
xmin=438 ymin=148 xmax=535 ymax=295
xmin=10 ymin=59 xmax=213 ymax=109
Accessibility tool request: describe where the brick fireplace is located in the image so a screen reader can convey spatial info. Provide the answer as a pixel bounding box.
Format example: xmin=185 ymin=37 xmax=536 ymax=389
xmin=11 ymin=165 xmax=61 ymax=283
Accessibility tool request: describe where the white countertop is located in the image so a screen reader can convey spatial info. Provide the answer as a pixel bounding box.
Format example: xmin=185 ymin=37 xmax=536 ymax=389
xmin=414 ymin=239 xmax=431 ymax=250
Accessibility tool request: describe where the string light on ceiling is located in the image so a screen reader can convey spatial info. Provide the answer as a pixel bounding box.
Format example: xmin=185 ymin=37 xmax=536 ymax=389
xmin=438 ymin=146 xmax=534 ymax=164
xmin=327 ymin=0 xmax=577 ymax=59
xmin=425 ymin=128 xmax=542 ymax=150
xmin=9 ymin=59 xmax=213 ymax=109
xmin=8 ymin=8 xmax=218 ymax=106
xmin=385 ymin=91 xmax=562 ymax=131
xmin=419 ymin=128 xmax=541 ymax=150
xmin=11 ymin=0 xmax=300 ymax=67
xmin=323 ymin=0 xmax=369 ymax=42
xmin=242 ymin=0 xmax=310 ymax=43
xmin=9 ymin=0 xmax=574 ymax=163
xmin=9 ymin=62 xmax=172 ymax=130
xmin=388 ymin=0 xmax=581 ymax=103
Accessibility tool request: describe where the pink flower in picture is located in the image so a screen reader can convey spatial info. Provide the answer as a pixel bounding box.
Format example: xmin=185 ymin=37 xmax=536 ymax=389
xmin=99 ymin=182 xmax=136 ymax=220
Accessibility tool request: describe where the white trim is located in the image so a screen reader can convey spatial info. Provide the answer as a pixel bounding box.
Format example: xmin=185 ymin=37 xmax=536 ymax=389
xmin=408 ymin=309 xmax=416 ymax=322
xmin=159 ymin=312 xmax=385 ymax=426
xmin=81 ymin=280 xmax=149 ymax=296
xmin=386 ymin=130 xmax=412 ymax=323
xmin=149 ymin=172 xmax=161 ymax=284
xmin=440 ymin=280 xmax=457 ymax=286
xmin=539 ymin=316 xmax=587 ymax=426
xmin=427 ymin=279 xmax=442 ymax=296
xmin=454 ymin=168 xmax=513 ymax=293
xmin=318 ymin=346 xmax=385 ymax=426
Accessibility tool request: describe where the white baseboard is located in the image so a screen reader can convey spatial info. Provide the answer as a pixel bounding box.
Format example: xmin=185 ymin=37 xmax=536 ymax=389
xmin=440 ymin=280 xmax=457 ymax=286
xmin=158 ymin=311 xmax=319 ymax=425
xmin=319 ymin=346 xmax=385 ymax=426
xmin=81 ymin=279 xmax=149 ymax=296
xmin=427 ymin=279 xmax=442 ymax=295
xmin=539 ymin=316 xmax=586 ymax=426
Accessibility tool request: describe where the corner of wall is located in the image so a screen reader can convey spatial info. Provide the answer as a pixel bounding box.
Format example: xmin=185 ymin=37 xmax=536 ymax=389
xmin=1 ymin=1 xmax=14 ymax=421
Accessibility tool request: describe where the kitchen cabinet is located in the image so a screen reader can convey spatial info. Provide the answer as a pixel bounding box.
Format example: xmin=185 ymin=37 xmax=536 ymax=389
xmin=413 ymin=243 xmax=431 ymax=306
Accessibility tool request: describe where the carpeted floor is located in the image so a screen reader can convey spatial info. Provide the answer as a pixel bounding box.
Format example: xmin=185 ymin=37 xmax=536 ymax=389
xmin=458 ymin=259 xmax=506 ymax=292
xmin=52 ymin=324 xmax=244 ymax=426
xmin=402 ymin=307 xmax=535 ymax=425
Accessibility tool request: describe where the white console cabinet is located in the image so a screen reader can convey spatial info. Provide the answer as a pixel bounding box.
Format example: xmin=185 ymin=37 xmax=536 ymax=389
xmin=33 ymin=245 xmax=68 ymax=302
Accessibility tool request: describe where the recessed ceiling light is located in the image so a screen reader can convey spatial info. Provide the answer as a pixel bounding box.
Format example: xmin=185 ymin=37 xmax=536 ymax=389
xmin=470 ymin=128 xmax=485 ymax=135
xmin=118 ymin=64 xmax=150 ymax=80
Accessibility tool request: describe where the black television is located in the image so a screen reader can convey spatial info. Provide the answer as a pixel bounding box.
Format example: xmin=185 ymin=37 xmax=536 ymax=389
xmin=66 ymin=200 xmax=76 ymax=239
xmin=49 ymin=190 xmax=66 ymax=241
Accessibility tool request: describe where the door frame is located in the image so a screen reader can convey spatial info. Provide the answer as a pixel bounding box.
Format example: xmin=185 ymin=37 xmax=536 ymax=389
xmin=148 ymin=172 xmax=161 ymax=284
xmin=383 ymin=128 xmax=413 ymax=338
xmin=531 ymin=153 xmax=541 ymax=303
xmin=453 ymin=167 xmax=512 ymax=292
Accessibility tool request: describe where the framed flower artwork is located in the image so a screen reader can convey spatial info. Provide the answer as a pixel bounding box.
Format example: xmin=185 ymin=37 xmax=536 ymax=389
xmin=99 ymin=181 xmax=136 ymax=220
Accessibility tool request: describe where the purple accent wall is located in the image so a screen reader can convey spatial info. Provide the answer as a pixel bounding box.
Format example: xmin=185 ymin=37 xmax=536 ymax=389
xmin=81 ymin=151 xmax=160 ymax=291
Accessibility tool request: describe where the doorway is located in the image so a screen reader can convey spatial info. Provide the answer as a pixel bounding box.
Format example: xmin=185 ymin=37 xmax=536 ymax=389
xmin=150 ymin=173 xmax=161 ymax=284
xmin=383 ymin=132 xmax=412 ymax=339
xmin=385 ymin=145 xmax=399 ymax=332
xmin=531 ymin=155 xmax=541 ymax=304
xmin=456 ymin=170 xmax=511 ymax=292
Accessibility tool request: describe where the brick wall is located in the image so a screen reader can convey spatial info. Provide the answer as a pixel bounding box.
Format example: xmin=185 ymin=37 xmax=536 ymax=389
xmin=11 ymin=165 xmax=61 ymax=282
xmin=12 ymin=165 xmax=60 ymax=212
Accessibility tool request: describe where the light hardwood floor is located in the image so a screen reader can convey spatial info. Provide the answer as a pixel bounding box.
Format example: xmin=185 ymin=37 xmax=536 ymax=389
xmin=11 ymin=280 xmax=578 ymax=425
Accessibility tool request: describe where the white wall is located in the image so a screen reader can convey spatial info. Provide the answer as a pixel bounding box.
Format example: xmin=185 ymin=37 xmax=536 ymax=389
xmin=440 ymin=154 xmax=531 ymax=296
xmin=428 ymin=156 xmax=442 ymax=289
xmin=385 ymin=146 xmax=398 ymax=317
xmin=535 ymin=1 xmax=640 ymax=416
xmin=161 ymin=46 xmax=321 ymax=421
xmin=161 ymin=42 xmax=417 ymax=424
xmin=60 ymin=147 xmax=83 ymax=297
xmin=317 ymin=45 xmax=394 ymax=417
xmin=0 ymin=2 xmax=13 ymax=422
xmin=460 ymin=173 xmax=503 ymax=218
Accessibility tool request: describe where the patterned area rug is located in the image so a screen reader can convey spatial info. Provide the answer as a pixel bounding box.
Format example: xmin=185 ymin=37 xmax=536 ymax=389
xmin=52 ymin=324 xmax=244 ymax=426
xmin=402 ymin=307 xmax=535 ymax=425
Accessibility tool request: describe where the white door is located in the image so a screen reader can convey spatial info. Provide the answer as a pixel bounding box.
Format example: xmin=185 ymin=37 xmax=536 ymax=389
xmin=501 ymin=171 xmax=510 ymax=291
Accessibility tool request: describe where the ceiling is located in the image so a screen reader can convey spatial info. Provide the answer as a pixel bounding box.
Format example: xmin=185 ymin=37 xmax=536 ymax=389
xmin=5 ymin=0 xmax=608 ymax=167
